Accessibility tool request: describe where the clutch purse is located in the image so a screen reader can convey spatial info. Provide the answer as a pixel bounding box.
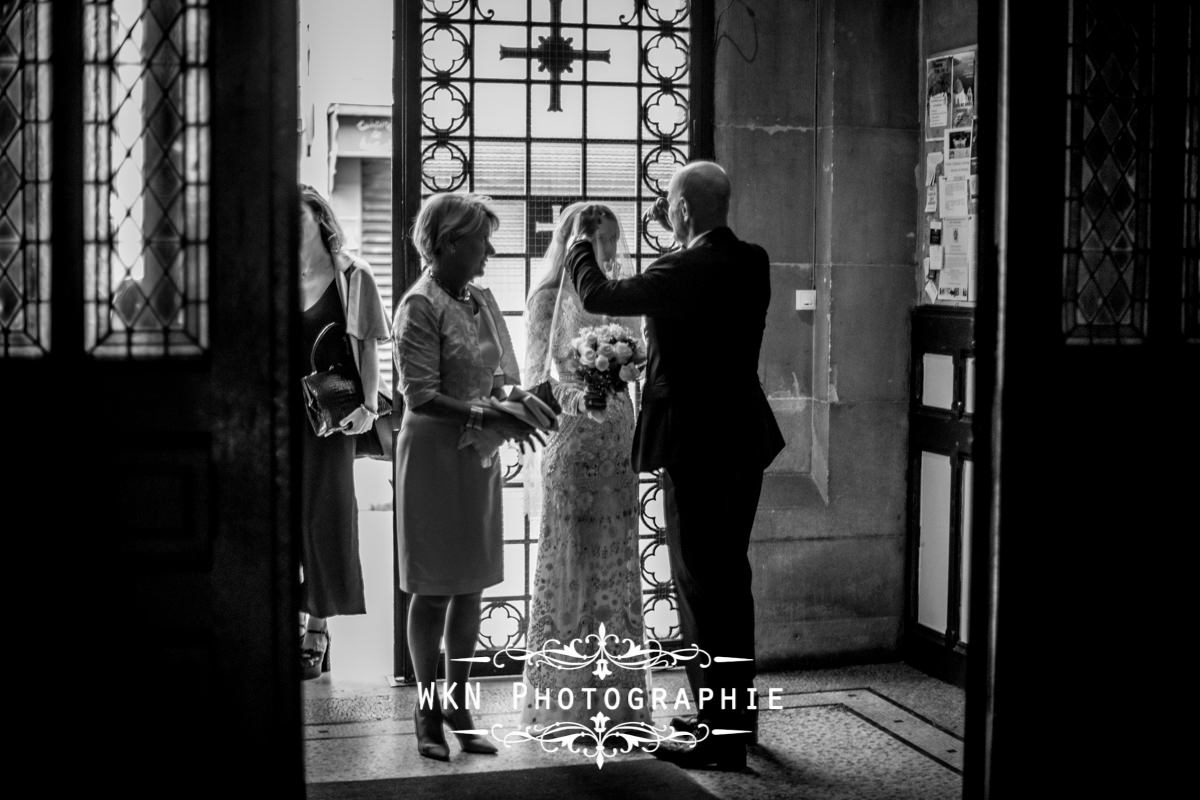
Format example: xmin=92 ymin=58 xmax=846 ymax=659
xmin=301 ymin=322 xmax=364 ymax=438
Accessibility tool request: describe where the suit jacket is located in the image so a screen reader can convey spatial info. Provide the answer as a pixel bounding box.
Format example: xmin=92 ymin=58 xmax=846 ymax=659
xmin=567 ymin=227 xmax=785 ymax=473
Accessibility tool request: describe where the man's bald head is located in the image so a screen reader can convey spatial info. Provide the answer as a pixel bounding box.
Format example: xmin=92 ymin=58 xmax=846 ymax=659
xmin=667 ymin=161 xmax=731 ymax=243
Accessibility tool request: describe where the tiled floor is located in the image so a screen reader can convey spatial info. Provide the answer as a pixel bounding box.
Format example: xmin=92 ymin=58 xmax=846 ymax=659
xmin=303 ymin=663 xmax=965 ymax=799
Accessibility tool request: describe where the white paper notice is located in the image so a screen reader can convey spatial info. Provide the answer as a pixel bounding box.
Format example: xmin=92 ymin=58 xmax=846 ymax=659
xmin=940 ymin=178 xmax=969 ymax=218
xmin=943 ymin=218 xmax=974 ymax=263
xmin=925 ymin=184 xmax=939 ymax=213
xmin=929 ymin=94 xmax=948 ymax=130
xmin=924 ymin=279 xmax=940 ymax=304
xmin=938 ymin=218 xmax=972 ymax=301
xmin=938 ymin=262 xmax=969 ymax=301
xmin=929 ymin=244 xmax=945 ymax=270
xmin=942 ymin=217 xmax=975 ymax=302
xmin=925 ymin=151 xmax=944 ymax=185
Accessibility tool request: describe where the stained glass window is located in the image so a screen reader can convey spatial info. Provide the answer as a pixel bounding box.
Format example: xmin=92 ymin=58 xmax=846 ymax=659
xmin=83 ymin=0 xmax=209 ymax=357
xmin=0 ymin=1 xmax=51 ymax=358
xmin=1062 ymin=1 xmax=1154 ymax=344
xmin=420 ymin=0 xmax=692 ymax=658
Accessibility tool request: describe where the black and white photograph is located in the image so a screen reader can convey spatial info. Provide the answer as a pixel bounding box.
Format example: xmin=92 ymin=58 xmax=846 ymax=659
xmin=3 ymin=2 xmax=1195 ymax=799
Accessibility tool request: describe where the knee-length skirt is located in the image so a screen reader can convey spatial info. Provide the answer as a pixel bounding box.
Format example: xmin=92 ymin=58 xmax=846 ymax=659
xmin=395 ymin=411 xmax=503 ymax=595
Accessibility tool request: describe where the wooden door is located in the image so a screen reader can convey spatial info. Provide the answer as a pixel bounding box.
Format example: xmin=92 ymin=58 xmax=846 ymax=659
xmin=968 ymin=1 xmax=1199 ymax=795
xmin=2 ymin=2 xmax=301 ymax=795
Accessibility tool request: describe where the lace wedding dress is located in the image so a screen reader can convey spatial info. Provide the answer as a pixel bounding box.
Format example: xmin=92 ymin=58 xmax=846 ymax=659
xmin=520 ymin=280 xmax=650 ymax=728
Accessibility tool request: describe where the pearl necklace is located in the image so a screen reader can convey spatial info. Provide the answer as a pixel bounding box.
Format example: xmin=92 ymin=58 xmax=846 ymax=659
xmin=430 ymin=269 xmax=470 ymax=303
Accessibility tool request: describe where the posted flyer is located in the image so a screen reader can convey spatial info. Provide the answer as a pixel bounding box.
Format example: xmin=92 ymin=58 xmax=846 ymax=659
xmin=926 ymin=55 xmax=952 ymax=141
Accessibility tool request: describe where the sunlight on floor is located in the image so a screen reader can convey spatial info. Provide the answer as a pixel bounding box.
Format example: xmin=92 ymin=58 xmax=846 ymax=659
xmin=319 ymin=460 xmax=395 ymax=684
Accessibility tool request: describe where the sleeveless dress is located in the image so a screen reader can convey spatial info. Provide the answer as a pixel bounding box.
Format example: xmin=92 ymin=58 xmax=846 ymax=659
xmin=393 ymin=275 xmax=519 ymax=595
xmin=520 ymin=282 xmax=649 ymax=728
xmin=299 ymin=280 xmax=365 ymax=617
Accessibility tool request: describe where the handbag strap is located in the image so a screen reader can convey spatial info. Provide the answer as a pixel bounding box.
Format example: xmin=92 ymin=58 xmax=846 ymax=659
xmin=310 ymin=321 xmax=345 ymax=373
xmin=338 ymin=259 xmax=364 ymax=375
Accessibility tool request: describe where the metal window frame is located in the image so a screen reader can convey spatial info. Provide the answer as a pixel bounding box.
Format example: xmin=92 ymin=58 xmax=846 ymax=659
xmin=390 ymin=0 xmax=714 ymax=683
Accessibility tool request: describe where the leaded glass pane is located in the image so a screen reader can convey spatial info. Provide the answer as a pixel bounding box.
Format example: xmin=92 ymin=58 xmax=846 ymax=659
xmin=1062 ymin=0 xmax=1153 ymax=344
xmin=420 ymin=0 xmax=691 ymax=655
xmin=83 ymin=0 xmax=210 ymax=358
xmin=0 ymin=1 xmax=51 ymax=358
xmin=529 ymin=141 xmax=581 ymax=195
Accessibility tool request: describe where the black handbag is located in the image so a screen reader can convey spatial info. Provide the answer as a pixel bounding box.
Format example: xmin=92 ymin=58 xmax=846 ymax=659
xmin=354 ymin=392 xmax=398 ymax=461
xmin=301 ymin=322 xmax=364 ymax=438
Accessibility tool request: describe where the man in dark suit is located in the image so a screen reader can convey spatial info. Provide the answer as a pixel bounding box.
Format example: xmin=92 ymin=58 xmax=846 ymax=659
xmin=566 ymin=161 xmax=785 ymax=770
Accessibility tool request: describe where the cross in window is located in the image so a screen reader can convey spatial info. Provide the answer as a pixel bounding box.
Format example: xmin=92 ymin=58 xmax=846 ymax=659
xmin=499 ymin=0 xmax=610 ymax=112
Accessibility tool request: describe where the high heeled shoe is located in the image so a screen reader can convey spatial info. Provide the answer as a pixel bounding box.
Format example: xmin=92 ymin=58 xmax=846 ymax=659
xmin=413 ymin=704 xmax=450 ymax=761
xmin=444 ymin=709 xmax=498 ymax=755
xmin=300 ymin=628 xmax=331 ymax=681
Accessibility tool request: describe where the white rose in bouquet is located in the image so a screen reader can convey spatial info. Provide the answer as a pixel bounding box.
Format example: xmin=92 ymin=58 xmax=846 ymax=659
xmin=613 ymin=342 xmax=633 ymax=363
xmin=619 ymin=363 xmax=640 ymax=383
xmin=595 ymin=355 xmax=610 ymax=371
xmin=580 ymin=347 xmax=597 ymax=366
xmin=598 ymin=343 xmax=616 ymax=359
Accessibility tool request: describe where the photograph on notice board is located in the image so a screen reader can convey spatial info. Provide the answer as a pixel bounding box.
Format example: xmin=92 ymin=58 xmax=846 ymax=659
xmin=944 ymin=126 xmax=973 ymax=181
xmin=952 ymin=50 xmax=975 ymax=126
xmin=926 ymin=55 xmax=952 ymax=140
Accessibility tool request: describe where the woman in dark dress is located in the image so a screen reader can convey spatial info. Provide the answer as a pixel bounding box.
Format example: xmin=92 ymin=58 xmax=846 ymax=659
xmin=298 ymin=185 xmax=390 ymax=679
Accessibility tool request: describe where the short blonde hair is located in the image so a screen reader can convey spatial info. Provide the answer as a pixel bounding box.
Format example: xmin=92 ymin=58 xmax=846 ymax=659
xmin=411 ymin=193 xmax=499 ymax=265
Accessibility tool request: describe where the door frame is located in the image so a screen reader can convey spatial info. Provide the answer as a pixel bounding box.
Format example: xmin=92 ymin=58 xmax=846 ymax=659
xmin=5 ymin=2 xmax=305 ymax=794
xmin=386 ymin=0 xmax=716 ymax=683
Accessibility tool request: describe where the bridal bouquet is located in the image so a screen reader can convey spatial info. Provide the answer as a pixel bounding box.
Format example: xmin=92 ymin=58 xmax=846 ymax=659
xmin=568 ymin=323 xmax=646 ymax=414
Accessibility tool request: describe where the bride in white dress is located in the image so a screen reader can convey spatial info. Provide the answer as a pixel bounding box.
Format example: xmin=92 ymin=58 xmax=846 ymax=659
xmin=520 ymin=203 xmax=650 ymax=729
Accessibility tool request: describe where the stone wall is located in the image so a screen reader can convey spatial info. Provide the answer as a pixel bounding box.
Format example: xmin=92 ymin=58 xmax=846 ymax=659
xmin=716 ymin=0 xmax=920 ymax=667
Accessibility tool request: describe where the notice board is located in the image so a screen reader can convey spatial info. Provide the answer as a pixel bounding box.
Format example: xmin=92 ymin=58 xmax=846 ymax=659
xmin=920 ymin=45 xmax=978 ymax=305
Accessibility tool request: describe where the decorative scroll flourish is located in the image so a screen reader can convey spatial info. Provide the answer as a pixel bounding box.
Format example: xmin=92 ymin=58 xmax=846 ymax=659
xmin=484 ymin=718 xmax=710 ymax=769
xmin=461 ymin=622 xmax=731 ymax=680
xmin=451 ymin=622 xmax=756 ymax=767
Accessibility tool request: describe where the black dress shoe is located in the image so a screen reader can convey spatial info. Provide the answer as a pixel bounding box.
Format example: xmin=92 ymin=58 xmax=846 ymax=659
xmin=444 ymin=709 xmax=498 ymax=755
xmin=654 ymin=739 xmax=747 ymax=771
xmin=413 ymin=704 xmax=450 ymax=761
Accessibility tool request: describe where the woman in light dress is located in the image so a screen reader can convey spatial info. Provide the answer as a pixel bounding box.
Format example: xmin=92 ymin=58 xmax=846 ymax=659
xmin=520 ymin=203 xmax=650 ymax=730
xmin=393 ymin=192 xmax=537 ymax=760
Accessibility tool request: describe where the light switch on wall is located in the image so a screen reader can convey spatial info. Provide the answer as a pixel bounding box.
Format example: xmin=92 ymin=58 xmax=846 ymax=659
xmin=795 ymin=289 xmax=816 ymax=311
